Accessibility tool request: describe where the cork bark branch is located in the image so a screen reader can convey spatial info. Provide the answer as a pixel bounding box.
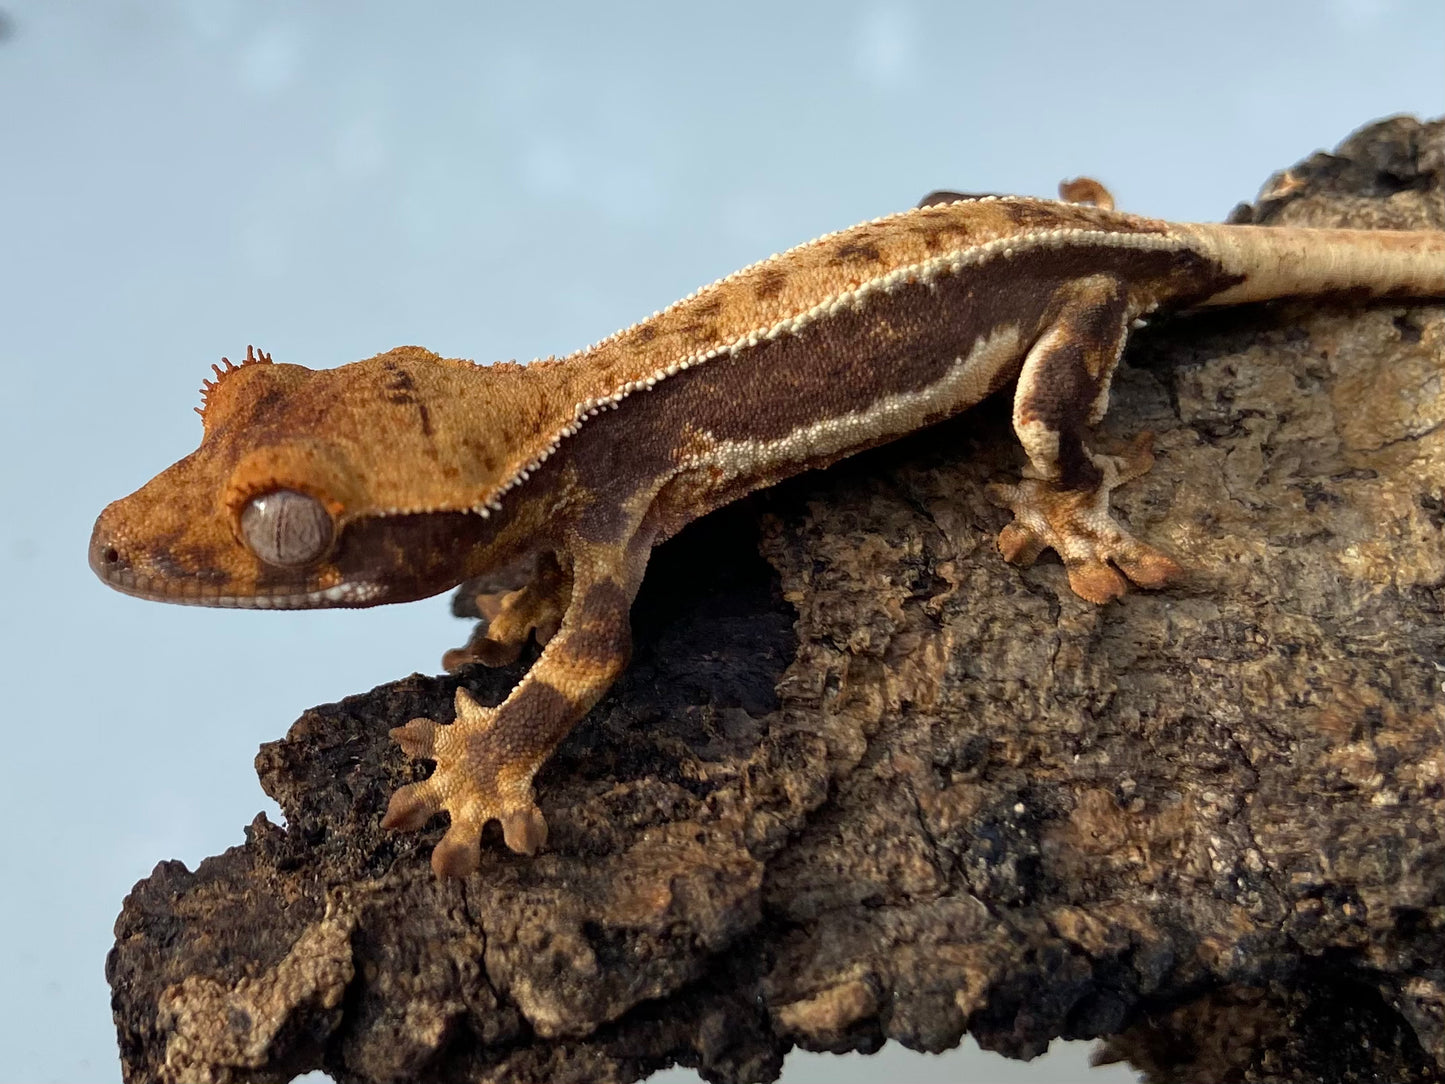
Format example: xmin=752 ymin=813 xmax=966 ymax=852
xmin=109 ymin=115 xmax=1445 ymax=1084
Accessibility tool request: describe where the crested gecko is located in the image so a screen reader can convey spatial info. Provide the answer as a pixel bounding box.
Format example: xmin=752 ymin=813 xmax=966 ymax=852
xmin=90 ymin=183 xmax=1445 ymax=878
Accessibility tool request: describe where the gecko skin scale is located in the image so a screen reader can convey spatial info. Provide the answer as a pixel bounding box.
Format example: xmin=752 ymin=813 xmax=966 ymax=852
xmin=91 ymin=186 xmax=1445 ymax=878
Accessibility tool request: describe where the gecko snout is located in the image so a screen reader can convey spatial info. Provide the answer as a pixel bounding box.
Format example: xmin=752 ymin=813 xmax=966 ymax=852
xmin=88 ymin=504 xmax=180 ymax=602
xmin=88 ymin=511 xmax=133 ymax=586
xmin=88 ymin=493 xmax=221 ymax=603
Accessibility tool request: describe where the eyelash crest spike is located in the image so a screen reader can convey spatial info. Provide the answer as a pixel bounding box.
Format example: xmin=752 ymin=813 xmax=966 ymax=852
xmin=196 ymin=344 xmax=275 ymax=420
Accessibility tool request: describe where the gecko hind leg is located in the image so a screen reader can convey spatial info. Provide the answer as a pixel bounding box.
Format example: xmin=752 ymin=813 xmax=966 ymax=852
xmin=443 ymin=551 xmax=571 ymax=670
xmin=990 ymin=274 xmax=1181 ymax=604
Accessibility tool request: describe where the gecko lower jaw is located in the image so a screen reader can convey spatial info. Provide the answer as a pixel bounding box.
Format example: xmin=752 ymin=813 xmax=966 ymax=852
xmin=88 ymin=530 xmax=383 ymax=608
xmin=94 ymin=562 xmax=385 ymax=608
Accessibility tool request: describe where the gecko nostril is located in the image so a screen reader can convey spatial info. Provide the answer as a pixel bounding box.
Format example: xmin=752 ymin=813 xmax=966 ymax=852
xmin=89 ymin=519 xmax=132 ymax=581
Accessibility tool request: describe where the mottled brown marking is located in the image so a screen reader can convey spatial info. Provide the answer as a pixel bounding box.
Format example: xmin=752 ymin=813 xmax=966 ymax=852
xmin=1029 ymin=336 xmax=1105 ymax=491
xmin=832 ymin=240 xmax=882 ymax=265
xmin=752 ymin=267 xmax=788 ymax=301
xmin=382 ymin=362 xmax=435 ymax=436
xmin=382 ymin=362 xmax=415 ymax=392
xmin=502 ymin=679 xmax=578 ymax=741
xmin=905 ymin=220 xmax=956 ymax=254
xmin=565 ymin=579 xmax=633 ymax=669
xmin=230 ymin=388 xmax=287 ymax=434
xmin=142 ymin=530 xmax=228 ymax=584
xmin=680 ymin=321 xmax=720 ymax=346
xmin=997 ymin=199 xmax=1092 ymax=231
xmin=564 ymin=442 xmax=664 ymax=542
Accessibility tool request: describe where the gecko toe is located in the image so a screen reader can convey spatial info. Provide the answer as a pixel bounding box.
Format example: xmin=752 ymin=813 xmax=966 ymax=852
xmin=985 ymin=480 xmax=1021 ymax=510
xmin=1065 ymin=560 xmax=1129 ymax=605
xmin=391 ymin=716 xmax=440 ymax=758
xmin=381 ymin=780 xmax=441 ymax=832
xmin=474 ymin=590 xmax=510 ymax=621
xmin=1102 ymin=432 xmax=1157 ymax=485
xmin=1114 ymin=549 xmax=1183 ymax=591
xmin=501 ymin=806 xmax=549 ymax=855
xmin=432 ymin=821 xmax=483 ymax=879
xmin=533 ymin=616 xmax=561 ymax=646
xmin=996 ymin=521 xmax=1046 ymax=566
xmin=443 ymin=634 xmax=523 ymax=671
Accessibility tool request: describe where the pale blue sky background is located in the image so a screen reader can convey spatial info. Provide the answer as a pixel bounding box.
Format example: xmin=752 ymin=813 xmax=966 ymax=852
xmin=0 ymin=2 xmax=1441 ymax=1082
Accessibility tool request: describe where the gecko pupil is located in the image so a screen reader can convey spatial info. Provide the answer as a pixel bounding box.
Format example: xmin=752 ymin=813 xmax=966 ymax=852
xmin=240 ymin=489 xmax=333 ymax=568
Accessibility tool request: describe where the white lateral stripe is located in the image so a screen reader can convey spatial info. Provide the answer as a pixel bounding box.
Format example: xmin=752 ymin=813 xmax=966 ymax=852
xmin=677 ymin=324 xmax=1025 ymax=480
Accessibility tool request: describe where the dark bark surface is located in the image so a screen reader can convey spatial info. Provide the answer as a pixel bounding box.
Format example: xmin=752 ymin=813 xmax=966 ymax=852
xmin=109 ymin=116 xmax=1445 ymax=1084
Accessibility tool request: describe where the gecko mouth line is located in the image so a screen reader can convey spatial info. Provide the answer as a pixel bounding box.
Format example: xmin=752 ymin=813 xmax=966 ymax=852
xmin=89 ymin=542 xmax=381 ymax=609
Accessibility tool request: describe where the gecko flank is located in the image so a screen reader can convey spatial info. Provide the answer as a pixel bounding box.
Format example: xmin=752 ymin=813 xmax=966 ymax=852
xmin=90 ymin=186 xmax=1445 ymax=878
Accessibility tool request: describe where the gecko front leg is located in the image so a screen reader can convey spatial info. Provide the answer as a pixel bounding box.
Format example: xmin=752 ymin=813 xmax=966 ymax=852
xmin=383 ymin=530 xmax=652 ymax=878
xmin=989 ymin=274 xmax=1181 ymax=604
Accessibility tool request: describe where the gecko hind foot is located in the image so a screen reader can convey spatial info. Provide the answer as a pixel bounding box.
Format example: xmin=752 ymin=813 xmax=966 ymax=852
xmin=1058 ymin=177 xmax=1116 ymax=211
xmin=382 ymin=687 xmax=549 ymax=878
xmin=987 ymin=435 xmax=1181 ymax=604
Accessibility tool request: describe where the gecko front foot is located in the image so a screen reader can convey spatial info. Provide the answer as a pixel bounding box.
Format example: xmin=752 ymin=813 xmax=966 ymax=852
xmin=987 ymin=435 xmax=1181 ymax=604
xmin=382 ymin=687 xmax=548 ymax=878
xmin=443 ymin=554 xmax=570 ymax=671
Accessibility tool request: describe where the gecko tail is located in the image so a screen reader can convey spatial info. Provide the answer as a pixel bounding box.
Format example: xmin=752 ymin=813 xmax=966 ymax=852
xmin=1184 ymin=222 xmax=1445 ymax=306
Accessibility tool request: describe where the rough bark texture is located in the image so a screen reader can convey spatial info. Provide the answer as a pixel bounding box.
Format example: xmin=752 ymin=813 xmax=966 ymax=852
xmin=109 ymin=116 xmax=1445 ymax=1084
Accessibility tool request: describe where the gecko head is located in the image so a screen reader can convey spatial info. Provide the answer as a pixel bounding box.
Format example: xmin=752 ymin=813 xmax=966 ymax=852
xmin=89 ymin=347 xmax=502 ymax=609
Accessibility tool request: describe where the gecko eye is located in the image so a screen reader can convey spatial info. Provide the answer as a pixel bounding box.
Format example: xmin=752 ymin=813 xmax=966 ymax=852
xmin=239 ymin=489 xmax=333 ymax=567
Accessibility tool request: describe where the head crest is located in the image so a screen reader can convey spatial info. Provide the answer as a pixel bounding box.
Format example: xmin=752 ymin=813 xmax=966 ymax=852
xmin=196 ymin=345 xmax=273 ymax=420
